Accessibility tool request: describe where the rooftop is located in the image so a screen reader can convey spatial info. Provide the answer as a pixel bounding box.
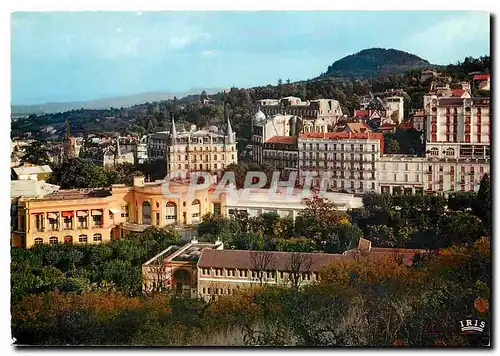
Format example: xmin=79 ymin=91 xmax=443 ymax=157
xmin=11 ymin=180 xmax=60 ymax=199
xmin=265 ymin=136 xmax=298 ymax=145
xmin=346 ymin=122 xmax=372 ymax=134
xmin=13 ymin=165 xmax=52 ymax=176
xmin=31 ymin=188 xmax=112 ymax=201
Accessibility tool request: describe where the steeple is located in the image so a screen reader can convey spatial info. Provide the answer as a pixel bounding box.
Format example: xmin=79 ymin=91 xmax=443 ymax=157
xmin=63 ymin=120 xmax=76 ymax=161
xmin=116 ymin=135 xmax=121 ymax=157
xmin=226 ymin=117 xmax=235 ymax=144
xmin=171 ymin=113 xmax=177 ymax=143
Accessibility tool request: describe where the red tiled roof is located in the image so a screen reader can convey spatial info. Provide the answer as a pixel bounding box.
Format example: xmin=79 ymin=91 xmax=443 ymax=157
xmin=346 ymin=122 xmax=372 ymax=133
xmin=473 ymin=74 xmax=490 ymax=81
xmin=450 ymin=89 xmax=466 ymax=97
xmin=266 ymin=136 xmax=297 ymax=144
xmin=399 ymin=122 xmax=413 ymax=130
xmin=354 ymin=110 xmax=370 ymax=118
xmin=197 ymin=246 xmax=426 ymax=270
xmin=197 ymin=249 xmax=347 ymax=272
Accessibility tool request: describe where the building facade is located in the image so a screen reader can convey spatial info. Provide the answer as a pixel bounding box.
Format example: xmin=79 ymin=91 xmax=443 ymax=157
xmin=222 ymin=188 xmax=363 ymax=220
xmin=298 ymin=132 xmax=384 ymax=194
xmin=12 ymin=176 xmax=224 ymax=248
xmin=423 ymin=96 xmax=490 ymax=194
xmin=142 ymin=238 xmax=425 ymax=302
xmin=262 ymin=136 xmax=298 ymax=172
xmin=166 ymin=119 xmax=237 ymax=177
xmin=377 ymin=155 xmax=426 ymax=195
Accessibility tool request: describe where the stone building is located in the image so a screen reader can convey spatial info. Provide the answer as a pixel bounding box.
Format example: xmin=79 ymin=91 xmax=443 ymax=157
xmin=377 ymin=155 xmax=426 ymax=195
xmin=423 ymin=96 xmax=490 ymax=195
xmin=298 ymin=132 xmax=384 ymax=194
xmin=142 ymin=238 xmax=425 ymax=302
xmin=11 ymin=176 xmax=224 ymax=248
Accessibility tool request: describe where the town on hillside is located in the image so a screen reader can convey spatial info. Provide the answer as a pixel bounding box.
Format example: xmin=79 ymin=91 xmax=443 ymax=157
xmin=11 ymin=12 xmax=491 ymax=347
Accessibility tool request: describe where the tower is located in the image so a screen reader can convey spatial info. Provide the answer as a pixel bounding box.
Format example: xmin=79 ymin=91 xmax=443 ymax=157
xmin=226 ymin=117 xmax=235 ymax=144
xmin=63 ymin=120 xmax=76 ymax=161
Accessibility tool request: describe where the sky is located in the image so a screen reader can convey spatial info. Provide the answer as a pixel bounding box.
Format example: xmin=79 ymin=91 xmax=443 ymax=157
xmin=11 ymin=11 xmax=490 ymax=105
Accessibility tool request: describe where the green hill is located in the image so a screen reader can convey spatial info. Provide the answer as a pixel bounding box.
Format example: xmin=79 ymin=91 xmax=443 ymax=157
xmin=321 ymin=48 xmax=439 ymax=79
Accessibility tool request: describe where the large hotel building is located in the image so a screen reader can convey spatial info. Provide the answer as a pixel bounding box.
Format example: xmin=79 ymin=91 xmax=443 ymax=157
xmin=423 ymin=96 xmax=490 ymax=194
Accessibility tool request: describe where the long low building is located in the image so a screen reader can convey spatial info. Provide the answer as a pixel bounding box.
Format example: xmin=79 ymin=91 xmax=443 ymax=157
xmin=142 ymin=238 xmax=426 ymax=301
xmin=223 ymin=187 xmax=363 ymax=219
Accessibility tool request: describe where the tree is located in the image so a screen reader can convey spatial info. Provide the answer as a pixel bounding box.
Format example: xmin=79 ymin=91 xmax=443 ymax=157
xmin=295 ymin=195 xmax=349 ymax=247
xmin=49 ymin=158 xmax=109 ymax=189
xmin=324 ymin=222 xmax=363 ymax=253
xmin=285 ymin=252 xmax=313 ymax=293
xmin=250 ymin=250 xmax=276 ymax=286
xmin=475 ymin=174 xmax=491 ymax=232
xmin=386 ymin=138 xmax=400 ymax=154
xmin=20 ymin=141 xmax=51 ymax=166
xmin=276 ymin=237 xmax=315 ymax=253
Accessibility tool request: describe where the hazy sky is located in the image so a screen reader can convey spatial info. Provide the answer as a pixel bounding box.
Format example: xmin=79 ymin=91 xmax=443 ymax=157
xmin=11 ymin=11 xmax=490 ymax=104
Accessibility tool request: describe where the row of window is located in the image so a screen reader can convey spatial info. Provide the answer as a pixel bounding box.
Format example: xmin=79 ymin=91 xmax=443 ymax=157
xmin=301 ymin=143 xmax=378 ymax=152
xmin=263 ymin=151 xmax=298 ymax=159
xmin=301 ymin=153 xmax=377 ymax=161
xmin=34 ymin=233 xmax=102 ymax=245
xmin=200 ymin=268 xmax=319 ymax=281
xmin=171 ymin=153 xmax=236 ymax=161
xmin=169 ymin=163 xmax=226 ymax=171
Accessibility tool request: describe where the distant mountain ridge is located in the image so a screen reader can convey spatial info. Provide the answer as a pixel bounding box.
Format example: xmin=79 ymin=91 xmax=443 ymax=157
xmin=11 ymin=88 xmax=225 ymax=115
xmin=321 ymin=48 xmax=441 ymax=79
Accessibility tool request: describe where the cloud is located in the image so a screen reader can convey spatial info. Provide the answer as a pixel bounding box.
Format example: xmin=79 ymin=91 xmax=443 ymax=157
xmin=404 ymin=12 xmax=490 ymax=63
xmin=201 ymin=49 xmax=217 ymax=57
xmin=168 ymin=36 xmax=192 ymax=51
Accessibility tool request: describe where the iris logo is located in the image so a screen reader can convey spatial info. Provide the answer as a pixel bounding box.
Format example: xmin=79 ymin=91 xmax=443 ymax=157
xmin=459 ymin=319 xmax=486 ymax=334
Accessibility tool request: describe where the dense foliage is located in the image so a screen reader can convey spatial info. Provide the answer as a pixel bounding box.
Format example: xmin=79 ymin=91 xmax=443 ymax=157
xmin=351 ymin=178 xmax=490 ymax=249
xmin=11 ymin=228 xmax=179 ymax=302
xmin=12 ymin=238 xmax=490 ymax=346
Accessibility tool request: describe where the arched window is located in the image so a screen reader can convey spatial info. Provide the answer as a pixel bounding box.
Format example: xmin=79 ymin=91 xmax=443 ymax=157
xmin=93 ymin=233 xmax=102 ymax=242
xmin=49 ymin=236 xmax=58 ymax=245
xmin=445 ymin=148 xmax=455 ymax=157
xmin=191 ymin=199 xmax=201 ymax=221
xmin=34 ymin=237 xmax=43 ymax=245
xmin=79 ymin=235 xmax=88 ymax=243
xmin=142 ymin=201 xmax=151 ymax=225
xmin=165 ymin=201 xmax=177 ymax=224
xmin=430 ymin=148 xmax=439 ymax=156
xmin=64 ymin=236 xmax=73 ymax=244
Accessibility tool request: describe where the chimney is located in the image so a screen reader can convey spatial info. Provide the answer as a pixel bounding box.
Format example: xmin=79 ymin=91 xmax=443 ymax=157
xmin=133 ymin=176 xmax=145 ymax=187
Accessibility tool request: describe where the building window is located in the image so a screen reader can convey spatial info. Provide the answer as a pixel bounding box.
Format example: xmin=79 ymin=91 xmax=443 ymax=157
xmin=404 ymin=174 xmax=408 ymax=182
xmin=34 ymin=237 xmax=43 ymax=245
xmin=64 ymin=236 xmax=73 ymax=244
xmin=166 ymin=202 xmax=177 ymax=221
xmin=79 ymin=235 xmax=88 ymax=243
xmin=202 ymin=287 xmax=206 ymax=294
xmin=213 ymin=203 xmax=221 ymax=216
xmin=191 ymin=199 xmax=201 ymax=219
xmin=93 ymin=233 xmax=102 ymax=242
xmin=156 ymin=212 xmax=160 ymax=225
xmin=49 ymin=236 xmax=58 ymax=245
